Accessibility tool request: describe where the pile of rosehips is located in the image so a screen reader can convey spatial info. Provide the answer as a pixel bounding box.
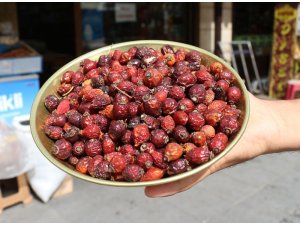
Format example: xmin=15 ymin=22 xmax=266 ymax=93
xmin=43 ymin=44 xmax=242 ymax=182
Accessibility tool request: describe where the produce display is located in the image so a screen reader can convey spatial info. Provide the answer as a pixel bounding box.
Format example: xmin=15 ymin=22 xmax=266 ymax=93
xmin=43 ymin=44 xmax=243 ymax=182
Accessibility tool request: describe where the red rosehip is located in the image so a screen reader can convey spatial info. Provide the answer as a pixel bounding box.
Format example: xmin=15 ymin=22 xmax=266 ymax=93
xmin=51 ymin=139 xmax=72 ymax=160
xmin=91 ymin=94 xmax=112 ymax=110
xmin=71 ymin=71 xmax=84 ymax=86
xmin=113 ymin=102 xmax=129 ymax=120
xmin=167 ymin=158 xmax=190 ymax=176
xmin=174 ymin=48 xmax=186 ymax=61
xmin=45 ymin=95 xmax=60 ymax=112
xmin=56 ymin=99 xmax=70 ymax=115
xmin=162 ymin=98 xmax=178 ymax=115
xmin=76 ymin=156 xmax=92 ymax=174
xmin=63 ymin=126 xmax=80 ymax=143
xmin=128 ymin=116 xmax=141 ymax=129
xmin=216 ymin=79 xmax=230 ymax=92
xmin=72 ymin=141 xmax=85 ymax=156
xmin=194 ymin=103 xmax=207 ymax=114
xmin=208 ymin=100 xmax=227 ymax=111
xmin=81 ymin=125 xmax=101 ymax=139
xmin=220 ymin=70 xmax=234 ymax=82
xmin=204 ymin=110 xmax=222 ymax=127
xmin=137 ymin=153 xmax=153 ymax=170
xmin=102 ymin=134 xmax=116 ymax=154
xmin=90 ymin=160 xmax=111 ymax=179
xmin=68 ymin=156 xmax=79 ymax=166
xmin=44 ymin=125 xmax=63 ymax=140
xmin=172 ymin=111 xmax=189 ymax=126
xmin=210 ymin=61 xmax=223 ymax=75
xmin=164 ymin=143 xmax=183 ymax=162
xmin=168 ymin=85 xmax=186 ymax=100
xmin=122 ymin=164 xmax=144 ymax=182
xmin=84 ymin=139 xmax=102 ymax=157
xmin=121 ymin=130 xmax=133 ymax=144
xmin=143 ymin=68 xmax=163 ymax=88
xmin=227 ymin=86 xmax=241 ymax=103
xmin=108 ymin=120 xmax=127 ymax=142
xmin=109 ymin=154 xmax=127 ymax=173
xmin=178 ymin=98 xmax=195 ymax=113
xmin=81 ymin=59 xmax=97 ymax=73
xmin=220 ymin=115 xmax=240 ymax=135
xmin=182 ymin=142 xmax=197 ymax=153
xmin=191 ymin=131 xmax=207 ymax=146
xmin=61 ymin=71 xmax=74 ymax=84
xmin=133 ymin=124 xmax=150 ymax=147
xmin=195 ymin=65 xmax=214 ymax=83
xmin=200 ymin=125 xmax=216 ymax=139
xmin=188 ymin=112 xmax=205 ymax=131
xmin=119 ymin=144 xmax=136 ymax=155
xmin=188 ymin=84 xmax=206 ymax=103
xmin=87 ymin=155 xmax=104 ymax=177
xmin=209 ymin=132 xmax=228 ymax=154
xmin=57 ymin=83 xmax=73 ymax=96
xmin=66 ymin=109 xmax=82 ymax=127
xmin=150 ymin=129 xmax=169 ymax=148
xmin=143 ymin=94 xmax=162 ymax=117
xmin=177 ymin=73 xmax=197 ymax=87
xmin=140 ymin=114 xmax=161 ymax=130
xmin=154 ymin=90 xmax=168 ymax=103
xmin=150 ymin=150 xmax=168 ymax=169
xmin=133 ymin=85 xmax=150 ymax=102
xmin=173 ymin=125 xmax=190 ymax=143
xmin=186 ymin=50 xmax=201 ymax=63
xmin=160 ymin=115 xmax=175 ymax=134
xmin=186 ymin=146 xmax=210 ymax=165
xmin=140 ymin=142 xmax=156 ymax=154
xmin=141 ymin=167 xmax=164 ymax=181
xmin=204 ymin=89 xmax=215 ymax=105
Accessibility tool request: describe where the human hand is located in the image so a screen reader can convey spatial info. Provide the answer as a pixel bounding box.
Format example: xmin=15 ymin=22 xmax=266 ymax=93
xmin=145 ymin=93 xmax=279 ymax=197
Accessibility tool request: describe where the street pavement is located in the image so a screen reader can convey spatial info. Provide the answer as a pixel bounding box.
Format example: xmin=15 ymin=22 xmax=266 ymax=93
xmin=1 ymin=150 xmax=300 ymax=222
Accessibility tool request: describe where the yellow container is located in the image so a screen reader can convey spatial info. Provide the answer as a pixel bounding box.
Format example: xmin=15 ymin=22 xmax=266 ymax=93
xmin=30 ymin=40 xmax=250 ymax=187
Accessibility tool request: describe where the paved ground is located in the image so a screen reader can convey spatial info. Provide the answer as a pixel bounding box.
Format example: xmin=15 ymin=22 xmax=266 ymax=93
xmin=1 ymin=151 xmax=300 ymax=223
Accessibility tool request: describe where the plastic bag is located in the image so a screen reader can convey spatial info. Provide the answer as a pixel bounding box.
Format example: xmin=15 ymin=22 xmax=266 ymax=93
xmin=11 ymin=114 xmax=67 ymax=203
xmin=0 ymin=120 xmax=34 ymax=179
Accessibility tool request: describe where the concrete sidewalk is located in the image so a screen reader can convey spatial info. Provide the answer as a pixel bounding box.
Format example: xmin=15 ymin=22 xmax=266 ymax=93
xmin=1 ymin=151 xmax=300 ymax=223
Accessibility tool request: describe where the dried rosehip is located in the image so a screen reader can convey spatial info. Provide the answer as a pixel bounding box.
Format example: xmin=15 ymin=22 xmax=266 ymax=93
xmin=108 ymin=120 xmax=127 ymax=142
xmin=177 ymin=73 xmax=197 ymax=87
xmin=227 ymin=86 xmax=241 ymax=103
xmin=204 ymin=89 xmax=215 ymax=105
xmin=208 ymin=100 xmax=227 ymax=112
xmin=61 ymin=71 xmax=74 ymax=84
xmin=109 ymin=154 xmax=127 ymax=173
xmin=212 ymin=86 xmax=227 ymax=101
xmin=162 ymin=98 xmax=178 ymax=115
xmin=119 ymin=144 xmax=136 ymax=155
xmin=161 ymin=45 xmax=175 ymax=55
xmin=219 ymin=70 xmax=234 ymax=82
xmin=210 ymin=61 xmax=223 ymax=75
xmin=143 ymin=94 xmax=162 ymax=117
xmin=188 ymin=112 xmax=205 ymax=131
xmin=178 ymin=98 xmax=195 ymax=113
xmin=67 ymin=92 xmax=80 ymax=110
xmin=91 ymin=75 xmax=105 ymax=88
xmin=216 ymin=79 xmax=230 ymax=92
xmin=204 ymin=110 xmax=222 ymax=127
xmin=121 ymin=130 xmax=133 ymax=144
xmin=68 ymin=156 xmax=79 ymax=166
xmin=140 ymin=114 xmax=160 ymax=130
xmin=45 ymin=114 xmax=66 ymax=127
xmin=76 ymin=156 xmax=92 ymax=174
xmin=167 ymin=158 xmax=190 ymax=176
xmin=182 ymin=142 xmax=197 ymax=153
xmin=122 ymin=164 xmax=144 ymax=182
xmin=160 ymin=115 xmax=175 ymax=134
xmin=142 ymin=54 xmax=158 ymax=67
xmin=133 ymin=124 xmax=150 ymax=147
xmin=223 ymin=105 xmax=241 ymax=118
xmin=113 ymin=102 xmax=129 ymax=120
xmin=172 ymin=111 xmax=189 ymax=126
xmin=191 ymin=131 xmax=206 ymax=147
xmin=186 ymin=51 xmax=201 ymax=63
xmin=64 ymin=126 xmax=80 ymax=143
xmin=173 ymin=125 xmax=190 ymax=143
xmin=140 ymin=142 xmax=156 ymax=154
xmin=66 ymin=109 xmax=82 ymax=127
xmin=85 ymin=139 xmax=102 ymax=157
xmin=99 ymin=104 xmax=114 ymax=120
xmin=150 ymin=129 xmax=169 ymax=148
xmin=91 ymin=94 xmax=112 ymax=110
xmin=195 ymin=65 xmax=213 ymax=83
xmin=189 ymin=61 xmax=201 ymax=71
xmin=56 ymin=99 xmax=70 ymax=115
xmin=164 ymin=143 xmax=183 ymax=162
xmin=186 ymin=146 xmax=210 ymax=165
xmin=168 ymin=86 xmax=186 ymax=101
xmin=44 ymin=125 xmax=63 ymax=140
xmin=200 ymin=125 xmax=216 ymax=139
xmin=81 ymin=125 xmax=101 ymax=139
xmin=72 ymin=141 xmax=85 ymax=156
xmin=137 ymin=153 xmax=153 ymax=170
xmin=209 ymin=132 xmax=228 ymax=154
xmin=86 ymin=68 xmax=100 ymax=79
xmin=154 ymin=90 xmax=168 ymax=103
xmin=82 ymin=88 xmax=104 ymax=102
xmin=71 ymin=72 xmax=84 ymax=86
xmin=57 ymin=83 xmax=73 ymax=96
xmin=90 ymin=160 xmax=111 ymax=179
xmin=45 ymin=95 xmax=60 ymax=112
xmin=174 ymin=48 xmax=186 ymax=61
xmin=133 ymin=85 xmax=150 ymax=102
xmin=51 ymin=139 xmax=72 ymax=160
xmin=150 ymin=150 xmax=167 ymax=169
xmin=98 ymin=55 xmax=111 ymax=67
xmin=87 ymin=155 xmax=104 ymax=177
xmin=102 ymin=133 xmax=116 ymax=154
xmin=164 ymin=54 xmax=176 ymax=66
xmin=81 ymin=59 xmax=97 ymax=73
xmin=143 ymin=68 xmax=163 ymax=88
xmin=188 ymin=84 xmax=206 ymax=104
xmin=194 ymin=103 xmax=207 ymax=114
xmin=220 ymin=115 xmax=240 ymax=135
xmin=141 ymin=167 xmax=164 ymax=181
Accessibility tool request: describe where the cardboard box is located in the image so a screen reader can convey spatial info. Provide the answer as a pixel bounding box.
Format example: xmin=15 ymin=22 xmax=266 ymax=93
xmin=0 ymin=42 xmax=43 ymax=77
xmin=0 ymin=74 xmax=39 ymax=126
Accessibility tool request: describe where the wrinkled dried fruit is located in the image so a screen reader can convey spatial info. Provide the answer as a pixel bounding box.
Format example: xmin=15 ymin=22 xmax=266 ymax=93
xmin=172 ymin=111 xmax=189 ymax=126
xmin=44 ymin=125 xmax=63 ymax=140
xmin=209 ymin=132 xmax=228 ymax=154
xmin=87 ymin=155 xmax=104 ymax=177
xmin=121 ymin=130 xmax=133 ymax=144
xmin=81 ymin=125 xmax=101 ymax=139
xmin=164 ymin=143 xmax=183 ymax=161
xmin=122 ymin=164 xmax=144 ymax=182
xmin=188 ymin=112 xmax=205 ymax=131
xmin=45 ymin=95 xmax=60 ymax=112
xmin=133 ymin=123 xmax=150 ymax=147
xmin=227 ymin=86 xmax=241 ymax=103
xmin=168 ymin=86 xmax=186 ymax=100
xmin=57 ymin=99 xmax=70 ymax=115
xmin=151 ymin=129 xmax=169 ymax=148
xmin=72 ymin=141 xmax=85 ymax=156
xmin=188 ymin=84 xmax=206 ymax=103
xmin=119 ymin=144 xmax=136 ymax=155
xmin=51 ymin=139 xmax=72 ymax=160
xmin=178 ymin=98 xmax=195 ymax=113
xmin=141 ymin=167 xmax=164 ymax=181
xmin=220 ymin=116 xmax=240 ymax=135
xmin=76 ymin=156 xmax=92 ymax=174
xmin=160 ymin=115 xmax=175 ymax=134
xmin=109 ymin=154 xmax=127 ymax=173
xmin=173 ymin=125 xmax=190 ymax=143
xmin=191 ymin=131 xmax=207 ymax=147
xmin=185 ymin=146 xmax=210 ymax=164
xmin=167 ymin=158 xmax=190 ymax=175
xmin=162 ymin=98 xmax=178 ymax=115
xmin=108 ymin=120 xmax=127 ymax=142
xmin=137 ymin=153 xmax=153 ymax=170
